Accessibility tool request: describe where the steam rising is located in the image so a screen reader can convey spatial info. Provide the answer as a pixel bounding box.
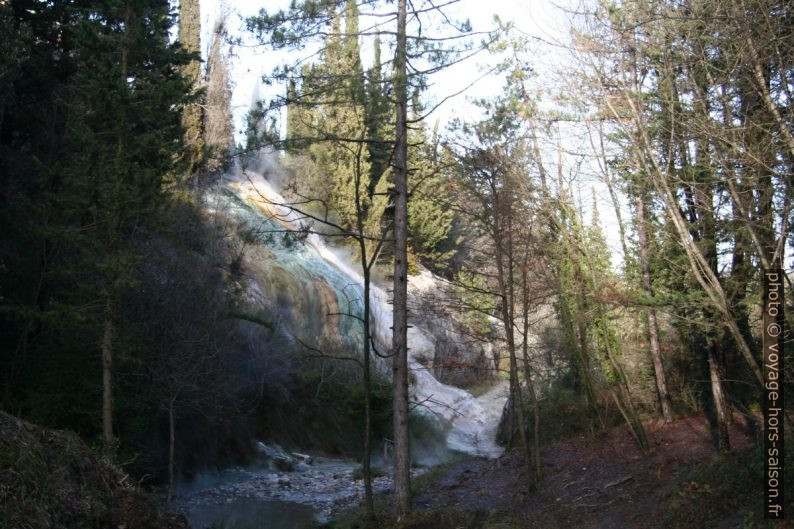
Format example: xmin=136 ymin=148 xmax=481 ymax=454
xmin=224 ymin=155 xmax=508 ymax=458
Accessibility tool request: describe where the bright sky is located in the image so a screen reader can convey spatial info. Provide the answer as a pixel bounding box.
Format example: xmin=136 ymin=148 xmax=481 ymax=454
xmin=198 ymin=0 xmax=629 ymax=268
xmin=198 ymin=0 xmax=576 ymax=136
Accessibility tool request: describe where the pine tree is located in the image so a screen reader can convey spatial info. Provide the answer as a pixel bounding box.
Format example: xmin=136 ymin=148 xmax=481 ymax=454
xmin=246 ymin=2 xmax=484 ymax=518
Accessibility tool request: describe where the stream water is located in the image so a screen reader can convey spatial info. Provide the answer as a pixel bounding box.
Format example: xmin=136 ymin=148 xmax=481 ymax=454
xmin=173 ymin=457 xmax=382 ymax=528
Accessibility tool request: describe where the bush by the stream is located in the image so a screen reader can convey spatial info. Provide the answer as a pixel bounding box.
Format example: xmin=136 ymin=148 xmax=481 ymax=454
xmin=258 ymin=368 xmax=394 ymax=458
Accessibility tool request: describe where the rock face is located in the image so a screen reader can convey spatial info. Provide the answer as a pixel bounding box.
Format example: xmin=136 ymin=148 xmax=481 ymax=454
xmin=0 ymin=411 xmax=186 ymax=529
xmin=409 ymin=270 xmax=499 ymax=388
xmin=220 ymin=174 xmax=510 ymax=457
xmin=422 ymin=315 xmax=496 ymax=388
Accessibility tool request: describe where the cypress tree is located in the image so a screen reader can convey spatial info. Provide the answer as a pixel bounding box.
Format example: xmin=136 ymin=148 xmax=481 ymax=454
xmin=366 ymin=36 xmax=394 ymax=196
xmin=407 ymin=98 xmax=456 ymax=271
xmin=179 ymin=0 xmax=203 ymax=179
xmin=298 ymin=4 xmax=374 ymax=232
xmin=204 ymin=15 xmax=233 ymax=174
xmin=285 ymin=64 xmax=317 ymax=153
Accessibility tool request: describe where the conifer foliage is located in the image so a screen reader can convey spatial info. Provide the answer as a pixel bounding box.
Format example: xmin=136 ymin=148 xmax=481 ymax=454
xmin=0 ymin=0 xmax=197 ymax=453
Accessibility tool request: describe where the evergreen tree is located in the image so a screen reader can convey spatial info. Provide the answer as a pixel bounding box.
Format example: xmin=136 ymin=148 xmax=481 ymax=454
xmin=246 ymin=1 xmax=486 ymax=518
xmin=286 ymin=4 xmax=378 ymax=238
xmin=0 ymin=0 xmax=193 ymax=445
xmin=179 ymin=0 xmax=203 ymax=178
xmin=366 ymin=35 xmax=393 ymax=193
xmin=407 ymin=105 xmax=456 ymax=272
xmin=204 ymin=14 xmax=234 ymax=174
xmin=286 ymin=63 xmax=321 ymax=153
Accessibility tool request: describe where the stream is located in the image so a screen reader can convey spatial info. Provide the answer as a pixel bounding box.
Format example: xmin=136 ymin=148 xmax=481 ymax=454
xmin=172 ymin=455 xmax=422 ymax=528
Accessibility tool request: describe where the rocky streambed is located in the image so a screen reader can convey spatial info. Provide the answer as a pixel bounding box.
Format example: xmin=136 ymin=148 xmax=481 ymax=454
xmin=171 ymin=446 xmax=420 ymax=529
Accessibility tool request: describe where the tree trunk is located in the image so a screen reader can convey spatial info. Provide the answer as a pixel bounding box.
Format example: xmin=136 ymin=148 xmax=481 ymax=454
xmin=520 ymin=261 xmax=542 ymax=483
xmin=505 ymin=389 xmax=515 ymax=451
xmin=361 ymin=249 xmax=375 ymax=519
xmin=508 ymin=360 xmax=533 ymax=492
xmin=100 ymin=5 xmax=135 ymax=451
xmin=101 ymin=298 xmax=114 ymax=447
xmin=391 ymin=0 xmax=411 ymax=520
xmin=707 ymin=341 xmax=731 ymax=452
xmin=167 ymin=399 xmax=176 ymax=507
xmin=635 ymin=194 xmax=672 ymax=422
xmin=494 ymin=205 xmax=534 ymax=493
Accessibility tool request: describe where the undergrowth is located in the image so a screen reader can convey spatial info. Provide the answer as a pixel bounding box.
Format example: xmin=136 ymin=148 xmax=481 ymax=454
xmin=665 ymin=435 xmax=793 ymax=529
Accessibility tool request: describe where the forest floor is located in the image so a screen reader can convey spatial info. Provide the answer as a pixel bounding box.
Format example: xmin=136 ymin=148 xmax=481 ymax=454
xmin=408 ymin=413 xmax=792 ymax=529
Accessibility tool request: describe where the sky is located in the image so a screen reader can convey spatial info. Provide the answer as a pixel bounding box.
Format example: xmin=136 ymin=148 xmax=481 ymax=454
xmin=198 ymin=0 xmax=577 ymax=137
xmin=196 ymin=0 xmax=630 ymax=268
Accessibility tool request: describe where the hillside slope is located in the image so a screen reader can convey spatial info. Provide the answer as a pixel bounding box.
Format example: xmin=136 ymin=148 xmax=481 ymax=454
xmin=0 ymin=411 xmax=186 ymax=529
xmin=411 ymin=413 xmax=792 ymax=529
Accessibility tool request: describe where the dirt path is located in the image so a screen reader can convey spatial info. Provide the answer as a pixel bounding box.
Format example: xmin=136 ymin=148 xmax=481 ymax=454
xmin=413 ymin=413 xmax=768 ymax=529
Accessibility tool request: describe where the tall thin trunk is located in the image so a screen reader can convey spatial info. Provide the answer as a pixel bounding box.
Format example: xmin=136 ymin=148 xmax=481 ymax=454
xmin=495 ymin=200 xmax=533 ymax=492
xmin=101 ymin=297 xmax=115 ymax=445
xmin=520 ymin=259 xmax=542 ymax=482
xmin=101 ymin=5 xmax=135 ymax=451
xmin=391 ymin=0 xmax=411 ymax=520
xmin=505 ymin=390 xmax=515 ymax=451
xmin=707 ymin=340 xmax=731 ymax=452
xmin=352 ymin=132 xmax=375 ymax=520
xmin=635 ymin=194 xmax=672 ymax=422
xmin=167 ymin=399 xmax=176 ymax=507
xmin=360 ymin=243 xmax=375 ymax=518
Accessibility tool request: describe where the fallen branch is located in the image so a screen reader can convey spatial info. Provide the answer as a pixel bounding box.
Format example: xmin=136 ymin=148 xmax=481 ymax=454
xmin=604 ymin=475 xmax=634 ymax=489
xmin=562 ymin=478 xmax=584 ymax=490
xmin=576 ymin=495 xmax=627 ymax=511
